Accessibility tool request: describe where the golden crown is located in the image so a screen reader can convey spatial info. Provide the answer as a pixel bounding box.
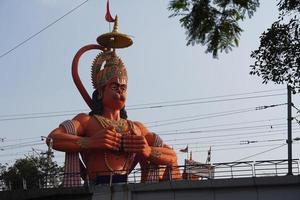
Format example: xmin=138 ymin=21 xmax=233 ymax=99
xmin=91 ymin=51 xmax=127 ymax=89
xmin=91 ymin=16 xmax=132 ymax=89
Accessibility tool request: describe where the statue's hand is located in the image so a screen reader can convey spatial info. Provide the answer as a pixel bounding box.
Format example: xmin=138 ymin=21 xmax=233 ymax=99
xmin=123 ymin=135 xmax=151 ymax=158
xmin=88 ymin=126 xmax=121 ymax=151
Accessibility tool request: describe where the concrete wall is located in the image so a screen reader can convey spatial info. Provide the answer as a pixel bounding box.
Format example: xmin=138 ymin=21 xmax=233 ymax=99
xmin=92 ymin=175 xmax=300 ymax=200
xmin=0 ymin=187 xmax=92 ymax=200
xmin=1 ymin=176 xmax=300 ymax=200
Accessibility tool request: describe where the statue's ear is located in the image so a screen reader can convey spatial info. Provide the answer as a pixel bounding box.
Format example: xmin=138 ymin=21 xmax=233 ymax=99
xmin=97 ymin=86 xmax=105 ymax=100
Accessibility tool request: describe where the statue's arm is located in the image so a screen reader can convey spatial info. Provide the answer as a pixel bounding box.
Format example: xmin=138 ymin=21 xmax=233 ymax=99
xmin=47 ymin=113 xmax=121 ymax=152
xmin=145 ymin=136 xmax=178 ymax=166
xmin=47 ymin=113 xmax=90 ymax=152
xmin=134 ymin=122 xmax=178 ymax=166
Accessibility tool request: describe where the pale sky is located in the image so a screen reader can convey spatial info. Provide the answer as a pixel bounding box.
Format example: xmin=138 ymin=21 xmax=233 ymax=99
xmin=0 ymin=0 xmax=299 ymax=167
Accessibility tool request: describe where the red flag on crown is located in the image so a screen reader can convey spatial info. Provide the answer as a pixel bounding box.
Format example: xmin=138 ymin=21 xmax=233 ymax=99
xmin=105 ymin=0 xmax=115 ymax=22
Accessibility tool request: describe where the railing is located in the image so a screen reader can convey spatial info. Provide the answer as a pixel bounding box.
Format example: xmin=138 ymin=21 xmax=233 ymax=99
xmin=212 ymin=159 xmax=299 ymax=178
xmin=0 ymin=159 xmax=298 ymax=191
xmin=254 ymin=159 xmax=299 ymax=177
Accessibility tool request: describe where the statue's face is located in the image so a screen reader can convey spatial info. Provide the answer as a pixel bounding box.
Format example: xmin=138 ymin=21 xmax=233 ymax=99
xmin=101 ymin=77 xmax=128 ymax=111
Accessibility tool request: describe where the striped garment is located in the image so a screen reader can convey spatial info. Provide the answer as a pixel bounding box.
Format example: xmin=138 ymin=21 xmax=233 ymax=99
xmin=145 ymin=133 xmax=164 ymax=182
xmin=60 ymin=120 xmax=82 ymax=187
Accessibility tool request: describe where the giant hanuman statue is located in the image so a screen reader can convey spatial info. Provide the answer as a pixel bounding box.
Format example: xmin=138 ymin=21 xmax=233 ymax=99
xmin=46 ymin=16 xmax=180 ymax=186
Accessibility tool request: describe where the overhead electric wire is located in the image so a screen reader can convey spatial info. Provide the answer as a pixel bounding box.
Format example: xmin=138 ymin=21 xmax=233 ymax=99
xmin=0 ymin=149 xmax=48 ymax=159
xmin=0 ymin=88 xmax=284 ymax=118
xmin=159 ymin=123 xmax=287 ymax=136
xmin=170 ymin=136 xmax=288 ymax=147
xmin=155 ymin=117 xmax=286 ymax=134
xmin=0 ymin=136 xmax=42 ymax=142
xmin=0 ymin=89 xmax=294 ymax=163
xmin=0 ymin=113 xmax=80 ymax=122
xmin=179 ymin=140 xmax=300 ymax=160
xmin=0 ymin=142 xmax=45 ymax=151
xmin=292 ymin=104 xmax=300 ymax=113
xmin=148 ymin=108 xmax=255 ymax=128
xmin=164 ymin=128 xmax=300 ymax=143
xmin=179 ymin=143 xmax=287 ymax=154
xmin=176 ymin=133 xmax=293 ymax=147
xmin=0 ymin=151 xmax=36 ymax=158
xmin=0 ymin=90 xmax=285 ymax=118
xmin=1 ymin=130 xmax=293 ymax=154
xmin=0 ymin=0 xmax=90 ymax=59
xmin=294 ymin=118 xmax=300 ymax=125
xmin=2 ymin=124 xmax=296 ymax=152
xmin=0 ymin=143 xmax=44 ymax=155
xmin=2 ymin=138 xmax=300 ymax=165
xmin=0 ymin=91 xmax=286 ymax=122
xmin=1 ymin=127 xmax=298 ymax=152
xmin=0 ymin=109 xmax=87 ymax=118
xmin=2 ymin=108 xmax=250 ymax=122
xmin=129 ymin=93 xmax=286 ymax=111
xmin=146 ymin=107 xmax=252 ymax=125
xmin=0 ymin=120 xmax=291 ymax=145
xmin=234 ymin=144 xmax=287 ymax=162
xmin=162 ymin=125 xmax=290 ymax=145
xmin=172 ymin=140 xmax=241 ymax=147
xmin=0 ymin=127 xmax=292 ymax=152
xmin=175 ymin=139 xmax=285 ymax=150
xmin=167 ymin=131 xmax=299 ymax=147
xmin=0 ymin=103 xmax=281 ymax=123
xmin=148 ymin=103 xmax=286 ymax=128
xmin=1 ymin=140 xmax=48 ymax=149
xmin=127 ymin=88 xmax=286 ymax=108
xmin=174 ymin=139 xmax=286 ymax=151
xmin=0 ymin=140 xmax=42 ymax=148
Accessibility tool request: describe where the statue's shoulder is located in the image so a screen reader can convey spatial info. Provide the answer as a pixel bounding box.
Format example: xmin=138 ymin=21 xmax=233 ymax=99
xmin=131 ymin=121 xmax=160 ymax=146
xmin=73 ymin=113 xmax=92 ymax=124
xmin=131 ymin=121 xmax=146 ymax=130
xmin=129 ymin=121 xmax=149 ymax=136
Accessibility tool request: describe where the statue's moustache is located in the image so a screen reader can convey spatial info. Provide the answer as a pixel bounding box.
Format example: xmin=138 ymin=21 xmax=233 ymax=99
xmin=113 ymin=93 xmax=126 ymax=101
xmin=119 ymin=95 xmax=126 ymax=101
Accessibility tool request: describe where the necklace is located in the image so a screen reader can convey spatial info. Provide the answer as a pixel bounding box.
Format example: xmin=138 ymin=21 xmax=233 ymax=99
xmin=95 ymin=115 xmax=128 ymax=133
xmin=94 ymin=115 xmax=135 ymax=175
xmin=104 ymin=152 xmax=129 ymax=175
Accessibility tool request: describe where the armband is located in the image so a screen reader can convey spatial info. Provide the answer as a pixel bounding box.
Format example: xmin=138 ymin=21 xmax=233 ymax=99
xmin=152 ymin=132 xmax=163 ymax=147
xmin=59 ymin=120 xmax=77 ymax=135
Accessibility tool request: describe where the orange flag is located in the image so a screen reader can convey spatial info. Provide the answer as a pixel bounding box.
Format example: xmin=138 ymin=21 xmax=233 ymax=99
xmin=180 ymin=145 xmax=188 ymax=153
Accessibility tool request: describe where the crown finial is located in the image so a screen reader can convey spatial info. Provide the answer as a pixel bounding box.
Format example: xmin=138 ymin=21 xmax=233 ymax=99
xmin=97 ymin=16 xmax=132 ymax=49
xmin=112 ymin=15 xmax=118 ymax=33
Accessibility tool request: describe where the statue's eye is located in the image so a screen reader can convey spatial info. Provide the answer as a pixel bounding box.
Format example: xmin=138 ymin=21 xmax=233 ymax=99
xmin=111 ymin=84 xmax=118 ymax=91
xmin=120 ymin=85 xmax=127 ymax=92
xmin=110 ymin=83 xmax=127 ymax=92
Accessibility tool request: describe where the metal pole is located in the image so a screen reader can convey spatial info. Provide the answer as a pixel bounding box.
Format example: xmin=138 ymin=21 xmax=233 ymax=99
xmin=287 ymin=85 xmax=293 ymax=175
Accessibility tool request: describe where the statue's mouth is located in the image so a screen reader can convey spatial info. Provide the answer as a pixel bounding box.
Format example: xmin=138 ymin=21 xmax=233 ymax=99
xmin=119 ymin=95 xmax=126 ymax=101
xmin=113 ymin=93 xmax=126 ymax=102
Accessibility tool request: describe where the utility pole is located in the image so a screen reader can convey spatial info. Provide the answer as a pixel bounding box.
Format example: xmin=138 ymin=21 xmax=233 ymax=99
xmin=46 ymin=138 xmax=53 ymax=187
xmin=287 ymin=85 xmax=293 ymax=175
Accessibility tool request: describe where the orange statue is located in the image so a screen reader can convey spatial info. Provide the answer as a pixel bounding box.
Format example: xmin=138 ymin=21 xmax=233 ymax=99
xmin=47 ymin=17 xmax=180 ymax=185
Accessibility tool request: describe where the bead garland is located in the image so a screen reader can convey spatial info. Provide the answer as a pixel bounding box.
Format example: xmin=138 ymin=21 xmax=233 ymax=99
xmin=94 ymin=115 xmax=134 ymax=175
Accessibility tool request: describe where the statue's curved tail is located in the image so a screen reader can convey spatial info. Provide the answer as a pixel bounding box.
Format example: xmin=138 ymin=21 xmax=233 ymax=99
xmin=71 ymin=44 xmax=106 ymax=109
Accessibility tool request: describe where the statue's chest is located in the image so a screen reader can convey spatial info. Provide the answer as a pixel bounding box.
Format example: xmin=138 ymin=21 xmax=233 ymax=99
xmin=93 ymin=115 xmax=141 ymax=136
